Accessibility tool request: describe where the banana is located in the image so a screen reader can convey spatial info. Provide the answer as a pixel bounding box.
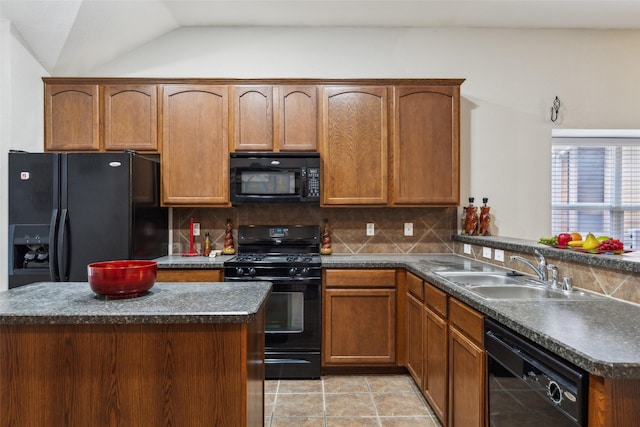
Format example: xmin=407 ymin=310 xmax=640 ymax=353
xmin=568 ymin=240 xmax=584 ymax=247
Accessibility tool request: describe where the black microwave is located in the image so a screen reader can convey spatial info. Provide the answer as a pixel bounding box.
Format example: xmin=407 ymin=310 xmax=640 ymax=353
xmin=229 ymin=152 xmax=320 ymax=204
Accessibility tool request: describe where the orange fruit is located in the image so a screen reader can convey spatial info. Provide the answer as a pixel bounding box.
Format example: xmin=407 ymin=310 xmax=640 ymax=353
xmin=570 ymin=232 xmax=582 ymax=241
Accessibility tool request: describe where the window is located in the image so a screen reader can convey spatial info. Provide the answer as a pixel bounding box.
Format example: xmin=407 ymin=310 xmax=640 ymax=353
xmin=551 ymin=130 xmax=640 ymax=249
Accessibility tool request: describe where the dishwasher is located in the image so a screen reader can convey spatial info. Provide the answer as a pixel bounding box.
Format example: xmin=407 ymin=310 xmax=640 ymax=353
xmin=485 ymin=318 xmax=588 ymax=426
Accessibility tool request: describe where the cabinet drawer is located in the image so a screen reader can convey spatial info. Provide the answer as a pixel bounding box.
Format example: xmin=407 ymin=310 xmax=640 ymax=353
xmin=424 ymin=282 xmax=447 ymax=318
xmin=448 ymin=298 xmax=483 ymax=346
xmin=406 ymin=273 xmax=424 ymax=301
xmin=156 ymin=269 xmax=223 ymax=283
xmin=324 ymin=269 xmax=396 ymax=288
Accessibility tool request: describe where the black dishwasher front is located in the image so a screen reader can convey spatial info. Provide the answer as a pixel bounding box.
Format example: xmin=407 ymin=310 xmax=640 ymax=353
xmin=485 ymin=318 xmax=588 ymax=427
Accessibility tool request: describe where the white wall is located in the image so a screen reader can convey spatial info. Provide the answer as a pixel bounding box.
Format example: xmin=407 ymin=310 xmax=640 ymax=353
xmin=87 ymin=26 xmax=640 ymax=240
xmin=0 ymin=20 xmax=48 ymax=291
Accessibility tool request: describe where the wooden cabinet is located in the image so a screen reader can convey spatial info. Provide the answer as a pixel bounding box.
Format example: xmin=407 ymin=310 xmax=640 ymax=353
xmin=391 ymin=85 xmax=460 ymax=206
xmin=104 ymin=84 xmax=158 ymax=152
xmin=156 ymin=269 xmax=223 ymax=282
xmin=448 ymin=298 xmax=485 ymax=427
xmin=320 ymin=86 xmax=389 ymax=205
xmin=161 ymin=85 xmax=230 ymax=206
xmin=406 ymin=273 xmax=424 ymax=387
xmin=423 ymin=281 xmax=449 ymax=425
xmin=323 ymin=269 xmax=396 ymax=365
xmin=277 ymin=85 xmax=318 ymax=151
xmin=45 ymin=83 xmax=100 ymax=151
xmin=232 ymin=85 xmax=318 ymax=152
xmin=232 ymin=85 xmax=274 ymax=151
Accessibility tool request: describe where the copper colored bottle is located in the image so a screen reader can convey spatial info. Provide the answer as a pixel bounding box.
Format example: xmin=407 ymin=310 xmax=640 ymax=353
xmin=464 ymin=197 xmax=479 ymax=235
xmin=479 ymin=198 xmax=491 ymax=236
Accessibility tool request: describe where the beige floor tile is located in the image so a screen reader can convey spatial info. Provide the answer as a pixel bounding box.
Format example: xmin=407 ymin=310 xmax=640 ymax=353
xmin=265 ymin=380 xmax=279 ymax=393
xmin=326 ymin=416 xmax=380 ymax=426
xmin=373 ymin=393 xmax=431 ymax=417
xmin=265 ymin=393 xmax=276 ymax=417
xmin=274 ymin=393 xmax=325 ymax=417
xmin=279 ymin=379 xmax=324 ymax=394
xmin=271 ymin=417 xmax=325 ymax=427
xmin=367 ymin=375 xmax=416 ymax=394
xmin=379 ymin=416 xmax=440 ymax=427
xmin=323 ymin=375 xmax=370 ymax=393
xmin=325 ymin=393 xmax=377 ymax=417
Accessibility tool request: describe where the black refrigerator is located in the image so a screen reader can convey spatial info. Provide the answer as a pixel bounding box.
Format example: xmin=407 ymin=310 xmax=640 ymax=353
xmin=8 ymin=151 xmax=169 ymax=289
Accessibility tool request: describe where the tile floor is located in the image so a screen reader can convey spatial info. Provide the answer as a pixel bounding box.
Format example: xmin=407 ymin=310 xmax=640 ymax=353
xmin=264 ymin=374 xmax=443 ymax=427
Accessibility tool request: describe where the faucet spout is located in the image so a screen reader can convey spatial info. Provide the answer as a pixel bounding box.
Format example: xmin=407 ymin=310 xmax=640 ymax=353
xmin=509 ymin=251 xmax=548 ymax=282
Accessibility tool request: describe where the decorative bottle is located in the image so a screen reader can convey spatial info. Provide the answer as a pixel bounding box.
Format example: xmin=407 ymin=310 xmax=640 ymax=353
xmin=222 ymin=219 xmax=236 ymax=255
xmin=464 ymin=197 xmax=479 ymax=236
xmin=479 ymin=198 xmax=491 ymax=236
xmin=320 ymin=219 xmax=333 ymax=255
xmin=203 ymin=232 xmax=211 ymax=256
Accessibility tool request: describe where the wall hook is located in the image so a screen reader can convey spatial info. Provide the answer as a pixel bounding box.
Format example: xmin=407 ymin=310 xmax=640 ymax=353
xmin=550 ymin=96 xmax=560 ymax=122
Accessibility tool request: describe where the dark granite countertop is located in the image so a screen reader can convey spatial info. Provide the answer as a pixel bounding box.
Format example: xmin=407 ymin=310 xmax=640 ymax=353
xmin=154 ymin=253 xmax=640 ymax=379
xmin=155 ymin=254 xmax=234 ymax=268
xmin=0 ymin=281 xmax=271 ymax=325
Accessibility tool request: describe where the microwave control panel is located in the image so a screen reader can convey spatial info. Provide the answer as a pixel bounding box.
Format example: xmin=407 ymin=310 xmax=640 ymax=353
xmin=306 ymin=168 xmax=320 ymax=198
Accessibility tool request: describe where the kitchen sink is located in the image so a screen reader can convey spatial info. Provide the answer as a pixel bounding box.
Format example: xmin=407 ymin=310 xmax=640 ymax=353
xmin=436 ymin=271 xmax=524 ymax=285
xmin=436 ymin=271 xmax=604 ymax=300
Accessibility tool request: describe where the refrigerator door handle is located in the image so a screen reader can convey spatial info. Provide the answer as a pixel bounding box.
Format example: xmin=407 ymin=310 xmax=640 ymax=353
xmin=49 ymin=209 xmax=60 ymax=281
xmin=57 ymin=208 xmax=70 ymax=281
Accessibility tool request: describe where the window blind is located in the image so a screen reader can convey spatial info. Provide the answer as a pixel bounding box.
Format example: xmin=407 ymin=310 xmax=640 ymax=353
xmin=551 ymin=130 xmax=640 ymax=249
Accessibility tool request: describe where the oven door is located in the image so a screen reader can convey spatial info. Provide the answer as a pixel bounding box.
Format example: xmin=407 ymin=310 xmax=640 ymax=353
xmin=263 ymin=278 xmax=321 ymax=379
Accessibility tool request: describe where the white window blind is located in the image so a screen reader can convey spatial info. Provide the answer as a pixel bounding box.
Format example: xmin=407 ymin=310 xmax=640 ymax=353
xmin=551 ymin=130 xmax=640 ymax=249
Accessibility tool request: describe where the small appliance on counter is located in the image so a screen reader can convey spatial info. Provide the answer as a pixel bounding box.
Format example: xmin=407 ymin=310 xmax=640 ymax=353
xmin=224 ymin=225 xmax=321 ymax=379
xmin=8 ymin=151 xmax=168 ymax=289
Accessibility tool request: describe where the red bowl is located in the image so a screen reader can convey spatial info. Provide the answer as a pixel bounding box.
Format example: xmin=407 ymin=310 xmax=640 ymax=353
xmin=87 ymin=260 xmax=157 ymax=298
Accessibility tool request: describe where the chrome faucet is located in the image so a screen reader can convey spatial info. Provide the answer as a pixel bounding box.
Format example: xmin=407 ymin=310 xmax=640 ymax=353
xmin=509 ymin=249 xmax=548 ymax=282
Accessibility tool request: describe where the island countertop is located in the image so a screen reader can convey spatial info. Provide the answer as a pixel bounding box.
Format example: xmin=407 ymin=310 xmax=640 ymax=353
xmin=0 ymin=281 xmax=272 ymax=325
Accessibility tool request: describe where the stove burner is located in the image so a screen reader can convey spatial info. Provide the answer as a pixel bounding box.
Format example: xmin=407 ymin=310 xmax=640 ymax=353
xmin=234 ymin=254 xmax=266 ymax=263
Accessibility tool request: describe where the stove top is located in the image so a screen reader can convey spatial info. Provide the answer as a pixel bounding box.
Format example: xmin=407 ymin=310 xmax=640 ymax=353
xmin=225 ymin=253 xmax=321 ymax=266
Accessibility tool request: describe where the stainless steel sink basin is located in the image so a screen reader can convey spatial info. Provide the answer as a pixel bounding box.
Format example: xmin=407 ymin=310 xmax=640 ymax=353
xmin=436 ymin=271 xmax=524 ymax=285
xmin=468 ymin=284 xmax=567 ymax=299
xmin=436 ymin=271 xmax=604 ymax=300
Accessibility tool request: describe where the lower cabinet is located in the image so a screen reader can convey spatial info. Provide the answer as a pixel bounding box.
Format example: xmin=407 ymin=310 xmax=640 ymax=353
xmin=448 ymin=298 xmax=486 ymax=427
xmin=406 ymin=273 xmax=424 ymax=385
xmin=323 ymin=269 xmax=397 ymax=366
xmin=423 ymin=282 xmax=449 ymax=425
xmin=156 ymin=269 xmax=223 ymax=282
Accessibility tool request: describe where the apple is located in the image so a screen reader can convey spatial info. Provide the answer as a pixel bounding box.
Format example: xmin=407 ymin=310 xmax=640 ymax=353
xmin=557 ymin=233 xmax=572 ymax=248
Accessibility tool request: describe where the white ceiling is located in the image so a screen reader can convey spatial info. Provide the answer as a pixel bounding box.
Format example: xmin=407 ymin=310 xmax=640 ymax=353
xmin=3 ymin=0 xmax=640 ymax=75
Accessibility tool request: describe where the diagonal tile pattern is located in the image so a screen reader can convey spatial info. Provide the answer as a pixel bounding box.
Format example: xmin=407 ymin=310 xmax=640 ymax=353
xmin=265 ymin=375 xmax=442 ymax=427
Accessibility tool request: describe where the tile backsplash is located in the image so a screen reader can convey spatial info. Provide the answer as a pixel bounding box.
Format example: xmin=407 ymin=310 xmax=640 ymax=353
xmin=172 ymin=206 xmax=458 ymax=254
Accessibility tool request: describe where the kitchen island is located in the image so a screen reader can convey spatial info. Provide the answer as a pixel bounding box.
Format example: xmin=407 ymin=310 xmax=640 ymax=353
xmin=0 ymin=281 xmax=271 ymax=427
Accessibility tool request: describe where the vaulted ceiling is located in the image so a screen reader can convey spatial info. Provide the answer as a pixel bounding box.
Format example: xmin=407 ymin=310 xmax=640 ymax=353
xmin=3 ymin=0 xmax=640 ymax=75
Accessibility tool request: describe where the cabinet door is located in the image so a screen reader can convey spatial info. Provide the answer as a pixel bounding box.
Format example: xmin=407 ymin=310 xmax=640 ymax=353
xmin=424 ymin=306 xmax=448 ymax=425
xmin=104 ymin=84 xmax=158 ymax=152
xmin=277 ymin=85 xmax=318 ymax=151
xmin=161 ymin=85 xmax=230 ymax=205
xmin=232 ymin=85 xmax=273 ymax=151
xmin=323 ymin=288 xmax=396 ymax=365
xmin=44 ymin=84 xmax=100 ymax=151
xmin=391 ymin=85 xmax=460 ymax=205
xmin=449 ymin=326 xmax=486 ymax=427
xmin=320 ymin=86 xmax=388 ymax=205
xmin=406 ymin=292 xmax=423 ymax=387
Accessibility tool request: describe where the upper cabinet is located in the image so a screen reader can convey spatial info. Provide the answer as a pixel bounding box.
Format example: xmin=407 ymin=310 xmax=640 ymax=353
xmin=232 ymin=85 xmax=274 ymax=151
xmin=320 ymin=86 xmax=389 ymax=205
xmin=232 ymin=85 xmax=318 ymax=152
xmin=45 ymin=84 xmax=100 ymax=151
xmin=391 ymin=85 xmax=460 ymax=206
xmin=104 ymin=84 xmax=158 ymax=152
xmin=161 ymin=85 xmax=230 ymax=206
xmin=44 ymin=81 xmax=159 ymax=153
xmin=277 ymin=85 xmax=318 ymax=151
